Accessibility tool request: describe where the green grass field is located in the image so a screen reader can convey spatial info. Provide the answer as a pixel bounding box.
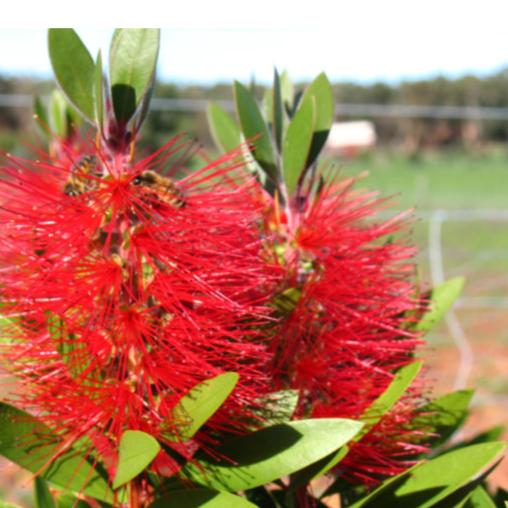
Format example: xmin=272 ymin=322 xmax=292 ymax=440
xmin=339 ymin=147 xmax=508 ymax=210
xmin=338 ymin=148 xmax=508 ymax=290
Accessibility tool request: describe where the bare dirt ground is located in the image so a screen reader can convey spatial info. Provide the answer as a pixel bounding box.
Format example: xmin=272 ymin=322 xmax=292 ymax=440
xmin=425 ymin=307 xmax=508 ymax=490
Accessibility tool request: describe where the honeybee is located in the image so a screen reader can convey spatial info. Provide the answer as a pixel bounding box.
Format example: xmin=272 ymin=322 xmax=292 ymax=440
xmin=64 ymin=155 xmax=102 ymax=197
xmin=132 ymin=170 xmax=185 ymax=208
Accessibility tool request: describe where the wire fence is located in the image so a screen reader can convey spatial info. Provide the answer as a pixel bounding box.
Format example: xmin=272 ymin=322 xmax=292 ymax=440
xmin=424 ymin=209 xmax=508 ymax=392
xmin=4 ymin=93 xmax=508 ymax=120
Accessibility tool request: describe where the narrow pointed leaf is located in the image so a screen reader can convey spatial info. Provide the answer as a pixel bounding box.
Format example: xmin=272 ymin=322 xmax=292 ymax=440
xmin=181 ymin=418 xmax=363 ymax=491
xmin=94 ymin=51 xmax=104 ymax=132
xmin=34 ymin=477 xmax=56 ymax=508
xmin=33 ymin=96 xmax=49 ymax=139
xmin=282 ymin=95 xmax=316 ymax=194
xmin=416 ymin=277 xmax=465 ymax=332
xmin=0 ymin=403 xmax=113 ymax=502
xmin=299 ymin=72 xmax=334 ymax=167
xmin=173 ymin=372 xmax=239 ymax=440
xmin=272 ymin=68 xmax=284 ymax=150
xmin=359 ymin=361 xmax=422 ymax=439
xmin=464 ymin=486 xmax=497 ymax=507
xmin=412 ymin=389 xmax=474 ymax=447
xmin=234 ymin=81 xmax=277 ymax=181
xmin=262 ymin=88 xmax=273 ymax=127
xmin=112 ymin=430 xmax=161 ymax=489
xmin=350 ymin=442 xmax=506 ymax=508
xmin=48 ymin=90 xmax=68 ymax=139
xmin=151 ymin=488 xmax=257 ymax=508
xmin=280 ymin=70 xmax=294 ymax=116
xmin=109 ymin=28 xmax=160 ymax=123
xmin=207 ymin=103 xmax=242 ymax=153
xmin=48 ymin=29 xmax=95 ymax=122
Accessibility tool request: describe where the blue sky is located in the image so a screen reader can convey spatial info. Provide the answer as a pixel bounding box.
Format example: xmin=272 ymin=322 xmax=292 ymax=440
xmin=2 ymin=1 xmax=508 ymax=84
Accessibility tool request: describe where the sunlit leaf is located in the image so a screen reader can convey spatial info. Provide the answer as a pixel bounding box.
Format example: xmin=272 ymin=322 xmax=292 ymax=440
xmin=109 ymin=28 xmax=160 ymax=123
xmin=282 ymin=95 xmax=316 ymax=194
xmin=279 ymin=70 xmax=294 ymax=116
xmin=172 ymin=372 xmax=239 ymax=441
xmin=48 ymin=29 xmax=95 ymax=122
xmin=272 ymin=68 xmax=284 ymax=150
xmin=0 ymin=403 xmax=112 ymax=502
xmin=416 ymin=277 xmax=465 ymax=332
xmin=94 ymin=51 xmax=104 ymax=132
xmin=359 ymin=361 xmax=422 ymax=439
xmin=207 ymin=102 xmax=242 ymax=153
xmin=299 ymin=72 xmax=334 ymax=168
xmin=112 ymin=430 xmax=161 ymax=489
xmin=234 ymin=81 xmax=277 ymax=181
xmin=33 ymin=96 xmax=49 ymax=139
xmin=412 ymin=389 xmax=474 ymax=447
xmin=349 ymin=442 xmax=506 ymax=508
xmin=181 ymin=418 xmax=362 ymax=492
xmin=151 ymin=488 xmax=257 ymax=508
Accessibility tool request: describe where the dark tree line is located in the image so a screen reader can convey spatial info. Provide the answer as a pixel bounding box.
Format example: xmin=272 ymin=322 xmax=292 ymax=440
xmin=3 ymin=69 xmax=508 ymax=153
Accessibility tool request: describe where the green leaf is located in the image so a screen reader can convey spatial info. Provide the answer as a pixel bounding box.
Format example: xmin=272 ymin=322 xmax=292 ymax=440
xmin=464 ymin=486 xmax=497 ymax=507
xmin=416 ymin=277 xmax=465 ymax=333
xmin=109 ymin=28 xmax=160 ymax=124
xmin=34 ymin=477 xmax=56 ymax=508
xmin=48 ymin=29 xmax=95 ymax=122
xmin=282 ymin=94 xmax=316 ymax=194
xmin=359 ymin=361 xmax=422 ymax=439
xmin=172 ymin=372 xmax=239 ymax=440
xmin=412 ymin=389 xmax=474 ymax=447
xmin=0 ymin=402 xmax=113 ymax=502
xmin=298 ymin=72 xmax=334 ymax=168
xmin=279 ymin=70 xmax=294 ymax=117
xmin=48 ymin=90 xmax=68 ymax=139
xmin=272 ymin=69 xmax=284 ymax=151
xmin=56 ymin=495 xmax=90 ymax=508
xmin=234 ymin=81 xmax=277 ymax=181
xmin=350 ymin=442 xmax=506 ymax=508
xmin=112 ymin=430 xmax=161 ymax=489
xmin=151 ymin=488 xmax=257 ymax=508
xmin=94 ymin=51 xmax=104 ymax=131
xmin=255 ymin=389 xmax=299 ymax=425
xmin=181 ymin=418 xmax=363 ymax=492
xmin=33 ymin=96 xmax=49 ymax=138
xmin=207 ymin=102 xmax=242 ymax=153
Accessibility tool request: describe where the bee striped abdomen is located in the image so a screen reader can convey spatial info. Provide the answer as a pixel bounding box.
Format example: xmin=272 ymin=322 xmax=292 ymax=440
xmin=132 ymin=170 xmax=185 ymax=208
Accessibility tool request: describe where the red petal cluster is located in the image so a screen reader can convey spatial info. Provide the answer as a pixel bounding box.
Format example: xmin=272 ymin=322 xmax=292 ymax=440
xmin=266 ymin=177 xmax=426 ymax=484
xmin=0 ymin=137 xmax=280 ymax=476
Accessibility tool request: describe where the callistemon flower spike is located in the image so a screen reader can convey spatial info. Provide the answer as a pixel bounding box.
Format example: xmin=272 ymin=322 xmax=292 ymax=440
xmin=0 ymin=135 xmax=281 ymax=490
xmin=265 ymin=170 xmax=427 ymax=484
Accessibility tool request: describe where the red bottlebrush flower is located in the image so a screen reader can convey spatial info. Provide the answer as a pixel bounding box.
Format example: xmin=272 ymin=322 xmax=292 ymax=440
xmin=0 ymin=135 xmax=280 ymax=482
xmin=266 ymin=175 xmax=426 ymax=485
